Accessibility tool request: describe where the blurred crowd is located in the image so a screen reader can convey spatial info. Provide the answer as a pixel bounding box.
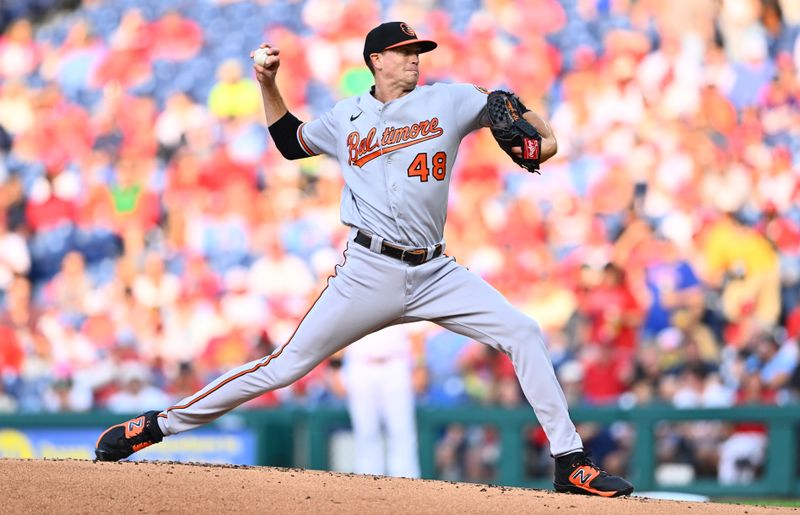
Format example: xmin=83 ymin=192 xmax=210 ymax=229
xmin=0 ymin=0 xmax=799 ymax=484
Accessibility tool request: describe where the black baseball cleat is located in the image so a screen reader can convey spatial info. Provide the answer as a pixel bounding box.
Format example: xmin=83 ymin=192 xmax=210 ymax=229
xmin=553 ymin=451 xmax=634 ymax=497
xmin=95 ymin=411 xmax=164 ymax=461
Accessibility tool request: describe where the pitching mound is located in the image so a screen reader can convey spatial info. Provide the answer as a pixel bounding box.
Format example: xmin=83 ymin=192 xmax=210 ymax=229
xmin=0 ymin=459 xmax=790 ymax=514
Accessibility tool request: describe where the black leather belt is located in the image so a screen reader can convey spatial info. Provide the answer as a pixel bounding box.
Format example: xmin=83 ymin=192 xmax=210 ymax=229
xmin=354 ymin=230 xmax=443 ymax=266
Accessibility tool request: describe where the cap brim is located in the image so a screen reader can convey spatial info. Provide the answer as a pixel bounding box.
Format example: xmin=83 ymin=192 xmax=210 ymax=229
xmin=382 ymin=39 xmax=438 ymax=54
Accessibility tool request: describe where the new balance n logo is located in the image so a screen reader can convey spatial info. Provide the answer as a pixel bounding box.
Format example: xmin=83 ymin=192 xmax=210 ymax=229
xmin=571 ymin=468 xmax=594 ymax=485
xmin=125 ymin=416 xmax=145 ymax=438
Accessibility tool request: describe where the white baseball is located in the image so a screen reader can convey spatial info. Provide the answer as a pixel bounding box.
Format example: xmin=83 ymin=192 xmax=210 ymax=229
xmin=253 ymin=48 xmax=270 ymax=66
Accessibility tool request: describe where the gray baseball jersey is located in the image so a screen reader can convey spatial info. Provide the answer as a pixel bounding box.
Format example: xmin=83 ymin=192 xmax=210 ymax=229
xmin=156 ymin=83 xmax=583 ymax=458
xmin=298 ymin=83 xmax=490 ymax=247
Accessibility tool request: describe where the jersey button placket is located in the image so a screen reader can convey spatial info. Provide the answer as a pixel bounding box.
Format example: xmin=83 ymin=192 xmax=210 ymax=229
xmin=383 ymin=118 xmax=401 ymax=219
xmin=387 ymin=154 xmax=398 ymax=192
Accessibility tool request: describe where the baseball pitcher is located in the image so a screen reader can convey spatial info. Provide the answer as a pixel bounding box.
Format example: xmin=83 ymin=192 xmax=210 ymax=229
xmin=96 ymin=21 xmax=633 ymax=497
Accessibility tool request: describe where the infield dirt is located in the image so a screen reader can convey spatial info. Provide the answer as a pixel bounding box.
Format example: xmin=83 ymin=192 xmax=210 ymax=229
xmin=0 ymin=459 xmax=794 ymax=514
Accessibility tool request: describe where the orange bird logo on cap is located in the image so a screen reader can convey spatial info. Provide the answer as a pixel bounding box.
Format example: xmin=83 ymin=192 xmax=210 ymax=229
xmin=400 ymin=23 xmax=416 ymax=37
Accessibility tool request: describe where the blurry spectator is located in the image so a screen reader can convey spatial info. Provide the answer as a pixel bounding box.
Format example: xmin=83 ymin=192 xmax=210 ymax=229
xmin=48 ymin=18 xmax=106 ymax=100
xmin=0 ymin=318 xmax=25 ymax=377
xmin=0 ymin=121 xmax=10 ymax=160
xmin=699 ymin=150 xmax=751 ymax=221
xmin=132 ymin=252 xmax=181 ymax=310
xmin=221 ymin=113 xmax=269 ymax=166
xmin=0 ymin=80 xmax=34 ymax=137
xmin=580 ymin=342 xmax=632 ymax=405
xmin=186 ymin=182 xmax=253 ymax=273
xmin=759 ymin=60 xmax=798 ymax=143
xmin=163 ymin=149 xmax=204 ymax=211
xmin=155 ymin=93 xmax=212 ymax=162
xmin=39 ymin=310 xmax=96 ymax=373
xmin=249 ymin=235 xmax=316 ymax=314
xmin=421 ymin=328 xmax=470 ymax=407
xmin=717 ymin=372 xmax=773 ymax=484
xmin=0 ymin=277 xmax=36 ymax=376
xmin=43 ymin=251 xmax=93 ymax=319
xmin=24 ymin=173 xmax=78 ymax=234
xmin=0 ymin=18 xmax=40 ymax=80
xmin=666 ymin=334 xmax=723 ymax=388
xmin=435 ymin=422 xmax=500 ymax=483
xmin=161 ymin=291 xmax=227 ymax=367
xmin=2 ymin=175 xmax=26 ymax=235
xmin=696 ymin=81 xmax=738 ymax=136
xmin=94 ymin=8 xmax=153 ymax=89
xmin=789 ymin=350 xmax=800 ymax=400
xmin=788 ymin=305 xmax=800 ymax=341
xmin=520 ymin=262 xmax=578 ymax=352
xmin=147 ymin=10 xmax=203 ymax=62
xmin=636 ymin=31 xmax=701 ymax=118
xmin=101 ymin=254 xmax=137 ymax=307
xmin=627 ymin=344 xmax=664 ymax=406
xmin=198 ymin=323 xmax=251 ymax=380
xmin=220 ymin=266 xmax=268 ymax=330
xmin=755 ymin=147 xmax=797 ymax=215
xmin=458 ymin=343 xmax=519 ymax=406
xmin=729 ymin=28 xmax=775 ymax=109
xmin=755 ymin=200 xmax=800 ymax=319
xmin=105 ymin=361 xmax=170 ymax=413
xmin=0 ymin=211 xmax=30 ymax=300
xmin=198 ymin=146 xmax=258 ymax=191
xmin=701 ymin=212 xmax=781 ymax=333
xmin=717 ymin=329 xmax=797 ymax=481
xmin=591 ymin=54 xmax=645 ymax=130
xmin=671 ymin=367 xmax=707 ymax=408
xmin=744 ymin=330 xmax=798 ymax=394
xmin=577 ymin=262 xmax=642 ymax=354
xmin=435 ymin=423 xmax=468 ymax=481
xmin=16 ymin=332 xmax=54 ymax=411
xmin=115 ymin=100 xmax=158 ymax=162
xmin=557 ymin=360 xmax=585 ymax=407
xmin=641 ymin=236 xmax=705 ymax=341
xmin=179 ymin=254 xmax=221 ymax=300
xmin=106 ymin=156 xmax=160 ymax=233
xmin=166 ymin=362 xmax=203 ymax=401
xmin=504 ymin=31 xmax=562 ymax=103
xmin=42 ymin=373 xmax=92 ymax=412
xmin=0 ymin=380 xmax=16 ymax=412
xmin=759 ymin=0 xmax=800 ymax=59
xmin=208 ymin=58 xmax=261 ymax=119
xmin=17 ymin=83 xmax=93 ymax=165
xmin=134 ymin=306 xmax=168 ymax=366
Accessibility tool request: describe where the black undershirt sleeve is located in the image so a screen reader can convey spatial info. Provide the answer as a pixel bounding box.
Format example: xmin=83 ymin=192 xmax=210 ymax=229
xmin=268 ymin=111 xmax=309 ymax=160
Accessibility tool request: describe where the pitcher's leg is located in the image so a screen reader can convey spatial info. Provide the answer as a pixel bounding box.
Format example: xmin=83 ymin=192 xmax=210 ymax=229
xmin=407 ymin=261 xmax=582 ymax=456
xmin=159 ymin=248 xmax=405 ymax=435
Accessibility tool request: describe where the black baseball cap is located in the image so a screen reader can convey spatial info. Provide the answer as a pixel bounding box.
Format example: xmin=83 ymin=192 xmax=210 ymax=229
xmin=363 ymin=22 xmax=437 ymax=65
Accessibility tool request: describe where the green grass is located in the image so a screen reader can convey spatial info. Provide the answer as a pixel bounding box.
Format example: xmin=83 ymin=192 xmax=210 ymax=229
xmin=716 ymin=499 xmax=800 ymax=507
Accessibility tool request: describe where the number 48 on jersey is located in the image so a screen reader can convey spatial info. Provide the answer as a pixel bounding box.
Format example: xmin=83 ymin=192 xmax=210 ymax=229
xmin=407 ymin=152 xmax=447 ymax=182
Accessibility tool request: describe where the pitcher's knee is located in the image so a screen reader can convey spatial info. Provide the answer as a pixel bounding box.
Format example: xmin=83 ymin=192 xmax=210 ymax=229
xmin=511 ymin=317 xmax=543 ymax=343
xmin=503 ymin=317 xmax=544 ymax=354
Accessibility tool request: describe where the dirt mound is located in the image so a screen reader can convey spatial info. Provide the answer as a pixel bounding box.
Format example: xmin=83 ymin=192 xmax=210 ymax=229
xmin=0 ymin=459 xmax=788 ymax=514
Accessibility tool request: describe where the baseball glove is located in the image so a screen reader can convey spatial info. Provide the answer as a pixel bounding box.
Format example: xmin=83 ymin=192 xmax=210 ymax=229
xmin=487 ymin=90 xmax=542 ymax=173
